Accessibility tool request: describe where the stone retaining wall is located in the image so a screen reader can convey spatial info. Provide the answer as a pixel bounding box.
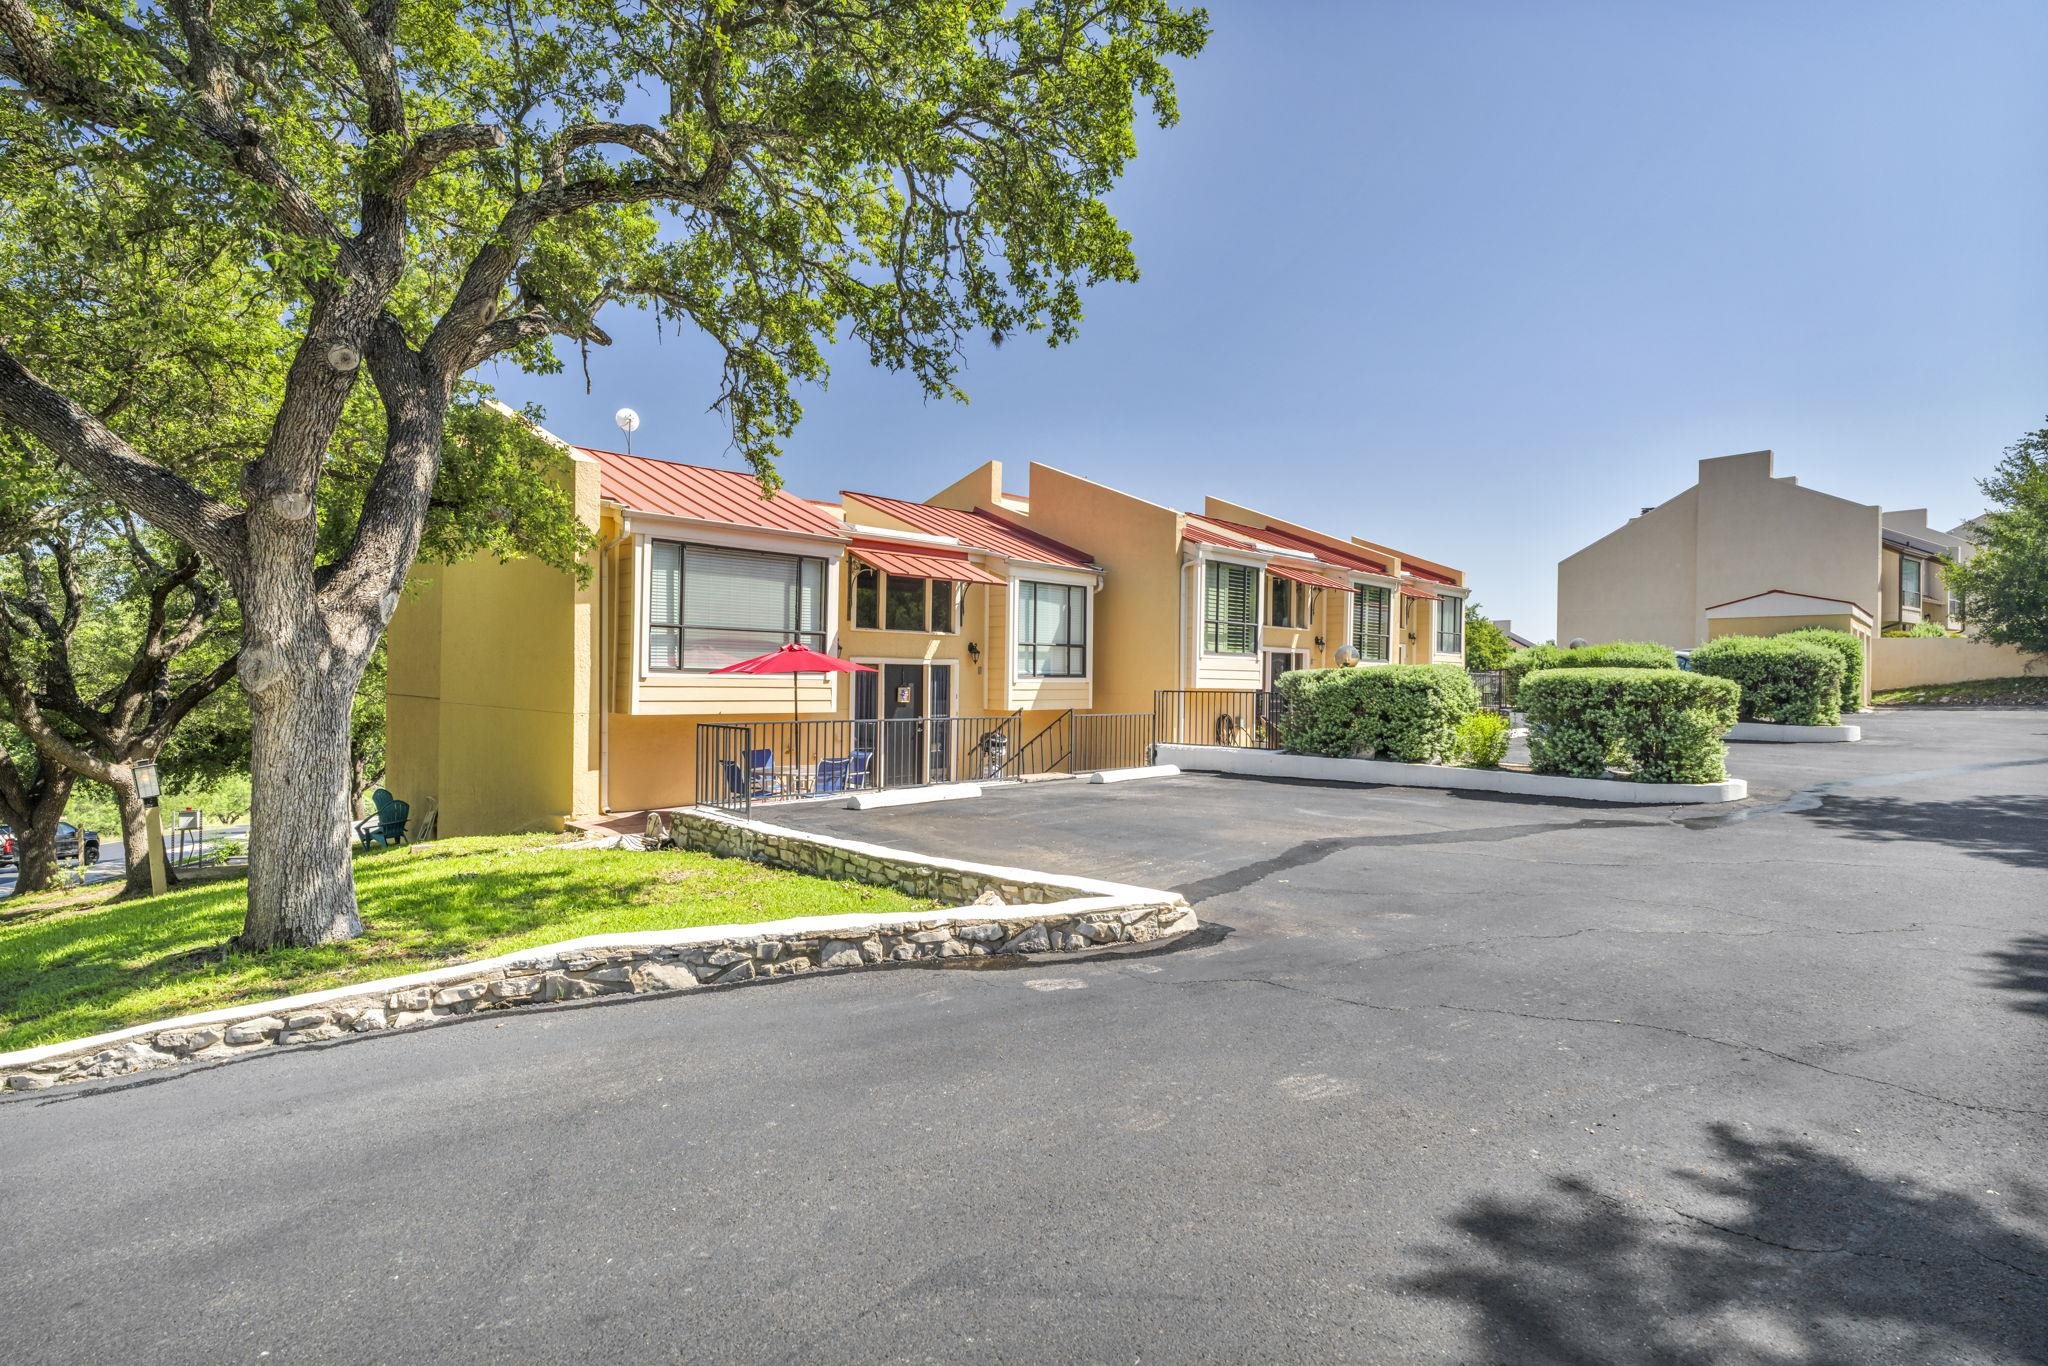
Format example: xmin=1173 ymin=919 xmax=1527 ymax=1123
xmin=651 ymin=808 xmax=1076 ymax=905
xmin=2 ymin=816 xmax=1193 ymax=1092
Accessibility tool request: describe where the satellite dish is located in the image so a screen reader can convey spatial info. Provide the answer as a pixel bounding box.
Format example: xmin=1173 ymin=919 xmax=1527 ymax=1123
xmin=614 ymin=407 xmax=640 ymax=453
xmin=1335 ymin=644 xmax=1361 ymax=667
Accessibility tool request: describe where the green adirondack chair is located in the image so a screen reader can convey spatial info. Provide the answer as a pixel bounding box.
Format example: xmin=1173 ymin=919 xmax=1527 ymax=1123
xmin=356 ymin=788 xmax=410 ymax=849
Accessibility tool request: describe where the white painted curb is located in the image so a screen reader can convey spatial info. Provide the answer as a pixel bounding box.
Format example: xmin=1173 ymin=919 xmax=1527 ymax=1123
xmin=1086 ymin=765 xmax=1180 ymax=784
xmin=1155 ymin=744 xmax=1748 ymax=805
xmin=1727 ymin=721 xmax=1861 ymax=743
xmin=846 ymin=783 xmax=981 ymax=810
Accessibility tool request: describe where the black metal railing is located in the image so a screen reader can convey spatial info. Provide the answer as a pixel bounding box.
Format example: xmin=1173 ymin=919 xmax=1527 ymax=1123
xmin=1073 ymin=712 xmax=1155 ymax=771
xmin=696 ymin=714 xmax=1033 ymax=810
xmin=1153 ymin=689 xmax=1285 ymax=749
xmin=1469 ymin=668 xmax=1511 ymax=717
xmin=993 ymin=710 xmax=1072 ymax=781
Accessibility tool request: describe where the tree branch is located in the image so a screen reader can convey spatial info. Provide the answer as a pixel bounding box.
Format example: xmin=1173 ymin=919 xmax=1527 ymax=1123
xmin=0 ymin=343 xmax=244 ymax=569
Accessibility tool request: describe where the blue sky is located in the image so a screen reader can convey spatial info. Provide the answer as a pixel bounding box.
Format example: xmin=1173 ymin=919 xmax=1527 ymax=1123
xmin=490 ymin=0 xmax=2048 ymax=642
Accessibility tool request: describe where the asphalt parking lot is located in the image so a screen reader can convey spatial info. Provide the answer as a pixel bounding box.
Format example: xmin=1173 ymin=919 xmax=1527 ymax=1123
xmin=3 ymin=708 xmax=2044 ymax=1362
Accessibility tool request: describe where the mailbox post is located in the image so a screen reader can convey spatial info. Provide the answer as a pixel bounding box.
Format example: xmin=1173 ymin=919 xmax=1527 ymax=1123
xmin=132 ymin=759 xmax=169 ymax=896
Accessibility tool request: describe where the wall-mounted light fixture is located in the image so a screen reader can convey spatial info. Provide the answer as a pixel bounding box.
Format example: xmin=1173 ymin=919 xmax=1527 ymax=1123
xmin=966 ymin=641 xmax=980 ymax=661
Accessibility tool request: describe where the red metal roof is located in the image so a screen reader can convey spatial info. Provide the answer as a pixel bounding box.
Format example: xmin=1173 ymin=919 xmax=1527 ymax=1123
xmin=841 ymin=492 xmax=1094 ymax=568
xmin=1399 ymin=581 xmax=1441 ymax=600
xmin=1180 ymin=517 xmax=1263 ymax=551
xmin=1402 ymin=563 xmax=1457 ymax=586
xmin=1200 ymin=516 xmax=1389 ymax=575
xmin=1268 ymin=561 xmax=1352 ymax=592
xmin=848 ymin=539 xmax=1006 ymax=586
xmin=587 ymin=446 xmax=846 ymax=538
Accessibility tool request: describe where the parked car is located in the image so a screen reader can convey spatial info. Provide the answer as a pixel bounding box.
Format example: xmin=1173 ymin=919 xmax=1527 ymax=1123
xmin=0 ymin=823 xmax=100 ymax=868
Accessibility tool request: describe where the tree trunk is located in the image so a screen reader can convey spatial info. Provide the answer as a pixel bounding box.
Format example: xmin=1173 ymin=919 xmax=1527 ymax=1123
xmin=239 ymin=649 xmax=366 ymax=949
xmin=6 ymin=771 xmax=75 ymax=896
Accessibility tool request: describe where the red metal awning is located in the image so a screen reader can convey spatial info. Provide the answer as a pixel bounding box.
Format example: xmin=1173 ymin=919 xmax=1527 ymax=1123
xmin=1398 ymin=581 xmax=1440 ymax=600
xmin=1267 ymin=561 xmax=1351 ymax=592
xmin=848 ymin=539 xmax=1005 ymax=586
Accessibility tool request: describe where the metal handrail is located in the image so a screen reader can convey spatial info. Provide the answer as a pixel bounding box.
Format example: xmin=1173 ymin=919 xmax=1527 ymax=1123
xmin=993 ymin=709 xmax=1072 ymax=780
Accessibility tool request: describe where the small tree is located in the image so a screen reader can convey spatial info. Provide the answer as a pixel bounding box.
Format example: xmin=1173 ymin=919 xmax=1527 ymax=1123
xmin=1945 ymin=424 xmax=2048 ymax=657
xmin=1463 ymin=605 xmax=1515 ymax=671
xmin=0 ymin=0 xmax=1207 ymax=947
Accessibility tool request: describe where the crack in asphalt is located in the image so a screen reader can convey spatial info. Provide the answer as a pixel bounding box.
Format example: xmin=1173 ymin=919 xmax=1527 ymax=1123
xmin=1662 ymin=1204 xmax=2047 ymax=1283
xmin=1153 ymin=974 xmax=2043 ymax=1118
xmin=1680 ymin=755 xmax=2048 ymax=827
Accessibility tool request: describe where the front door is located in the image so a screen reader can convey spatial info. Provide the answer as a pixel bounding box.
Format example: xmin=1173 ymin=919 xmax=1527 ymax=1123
xmin=882 ymin=663 xmax=924 ymax=786
xmin=927 ymin=665 xmax=953 ymax=783
xmin=1265 ymin=650 xmax=1305 ymax=690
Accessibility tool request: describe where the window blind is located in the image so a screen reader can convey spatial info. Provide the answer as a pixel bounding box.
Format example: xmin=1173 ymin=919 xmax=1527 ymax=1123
xmin=1018 ymin=581 xmax=1086 ymax=677
xmin=1204 ymin=563 xmax=1257 ymax=654
xmin=648 ymin=541 xmax=826 ymax=671
xmin=1351 ymin=584 xmax=1390 ymax=662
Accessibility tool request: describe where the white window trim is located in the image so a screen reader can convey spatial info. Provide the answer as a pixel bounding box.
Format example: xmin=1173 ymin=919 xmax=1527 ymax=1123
xmin=1198 ymin=552 xmax=1264 ymax=658
xmin=634 ymin=527 xmax=841 ymax=681
xmin=1347 ymin=576 xmax=1396 ymax=666
xmin=1010 ymin=570 xmax=1095 ymax=683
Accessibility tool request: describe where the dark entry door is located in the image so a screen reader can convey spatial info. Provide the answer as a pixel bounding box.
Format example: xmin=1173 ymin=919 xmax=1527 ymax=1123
xmin=882 ymin=663 xmax=924 ymax=786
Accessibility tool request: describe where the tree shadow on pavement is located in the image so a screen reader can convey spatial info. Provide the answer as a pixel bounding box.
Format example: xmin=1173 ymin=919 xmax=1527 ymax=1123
xmin=1794 ymin=793 xmax=2048 ymax=871
xmin=1403 ymin=1123 xmax=2048 ymax=1364
xmin=1985 ymin=936 xmax=2048 ymax=1018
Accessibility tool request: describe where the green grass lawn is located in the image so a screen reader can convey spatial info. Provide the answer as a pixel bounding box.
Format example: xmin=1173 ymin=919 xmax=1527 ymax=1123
xmin=1871 ymin=676 xmax=2048 ymax=707
xmin=0 ymin=835 xmax=936 ymax=1052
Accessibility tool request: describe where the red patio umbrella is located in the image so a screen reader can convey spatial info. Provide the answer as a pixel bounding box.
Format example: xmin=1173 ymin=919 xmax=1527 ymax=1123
xmin=709 ymin=642 xmax=876 ymax=729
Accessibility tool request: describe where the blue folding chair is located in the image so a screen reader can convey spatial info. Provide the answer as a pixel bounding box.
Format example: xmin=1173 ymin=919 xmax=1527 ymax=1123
xmin=848 ymin=749 xmax=874 ymax=789
xmin=748 ymin=748 xmax=775 ymax=773
xmin=814 ymin=757 xmax=852 ymax=795
xmin=722 ymin=759 xmax=781 ymax=800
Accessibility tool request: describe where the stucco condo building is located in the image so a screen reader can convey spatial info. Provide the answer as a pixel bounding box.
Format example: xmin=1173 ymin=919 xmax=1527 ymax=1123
xmin=387 ymin=420 xmax=1468 ymax=835
xmin=1556 ymin=449 xmax=1979 ymax=705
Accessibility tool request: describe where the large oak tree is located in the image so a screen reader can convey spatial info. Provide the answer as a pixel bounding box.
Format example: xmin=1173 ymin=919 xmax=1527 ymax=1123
xmin=0 ymin=0 xmax=1205 ymax=944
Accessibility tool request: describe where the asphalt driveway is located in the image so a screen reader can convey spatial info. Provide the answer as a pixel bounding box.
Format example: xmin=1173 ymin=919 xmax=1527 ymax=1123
xmin=3 ymin=708 xmax=2044 ymax=1362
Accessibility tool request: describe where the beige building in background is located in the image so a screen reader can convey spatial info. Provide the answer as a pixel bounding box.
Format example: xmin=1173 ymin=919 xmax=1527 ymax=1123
xmin=1556 ymin=449 xmax=1999 ymax=707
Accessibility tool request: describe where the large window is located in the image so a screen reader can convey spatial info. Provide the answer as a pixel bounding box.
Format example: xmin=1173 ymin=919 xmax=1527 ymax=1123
xmin=885 ymin=575 xmax=926 ymax=631
xmin=1018 ymin=581 xmax=1087 ymax=677
xmin=1351 ymin=584 xmax=1390 ymax=663
xmin=648 ymin=541 xmax=825 ymax=671
xmin=1435 ymin=594 xmax=1464 ymax=654
xmin=1204 ymin=562 xmax=1258 ymax=654
xmin=1900 ymin=557 xmax=1922 ymax=603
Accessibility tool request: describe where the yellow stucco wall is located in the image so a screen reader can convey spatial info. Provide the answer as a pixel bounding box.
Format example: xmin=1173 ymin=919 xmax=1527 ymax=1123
xmin=385 ymin=448 xmax=602 ymax=838
xmin=1020 ymin=463 xmax=1184 ymax=715
xmin=1559 ymin=451 xmax=1882 ymax=650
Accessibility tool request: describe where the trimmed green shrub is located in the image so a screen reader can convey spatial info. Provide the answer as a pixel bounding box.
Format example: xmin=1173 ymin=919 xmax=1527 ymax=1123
xmin=1883 ymin=620 xmax=1948 ymax=638
xmin=1689 ymin=636 xmax=1845 ymax=726
xmin=1276 ymin=664 xmax=1480 ymax=763
xmin=1774 ymin=627 xmax=1863 ymax=712
xmin=1521 ymin=667 xmax=1739 ymax=783
xmin=1501 ymin=640 xmax=1677 ymax=705
xmin=1454 ymin=711 xmax=1510 ymax=768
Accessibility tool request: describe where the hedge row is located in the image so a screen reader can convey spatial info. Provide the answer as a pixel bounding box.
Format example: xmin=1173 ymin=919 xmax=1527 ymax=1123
xmin=1501 ymin=640 xmax=1677 ymax=704
xmin=1689 ymin=636 xmax=1845 ymax=726
xmin=1275 ymin=664 xmax=1480 ymax=763
xmin=1520 ymin=667 xmax=1739 ymax=783
xmin=1771 ymin=628 xmax=1863 ymax=712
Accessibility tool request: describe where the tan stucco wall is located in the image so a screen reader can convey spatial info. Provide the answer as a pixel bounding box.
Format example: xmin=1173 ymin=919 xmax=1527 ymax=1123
xmin=385 ymin=450 xmax=602 ymax=838
xmin=1020 ymin=463 xmax=1184 ymax=715
xmin=1558 ymin=451 xmax=1881 ymax=650
xmin=1871 ymin=638 xmax=2044 ymax=691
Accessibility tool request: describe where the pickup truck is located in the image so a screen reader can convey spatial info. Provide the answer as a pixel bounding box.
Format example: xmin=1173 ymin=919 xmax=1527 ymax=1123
xmin=0 ymin=822 xmax=102 ymax=868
